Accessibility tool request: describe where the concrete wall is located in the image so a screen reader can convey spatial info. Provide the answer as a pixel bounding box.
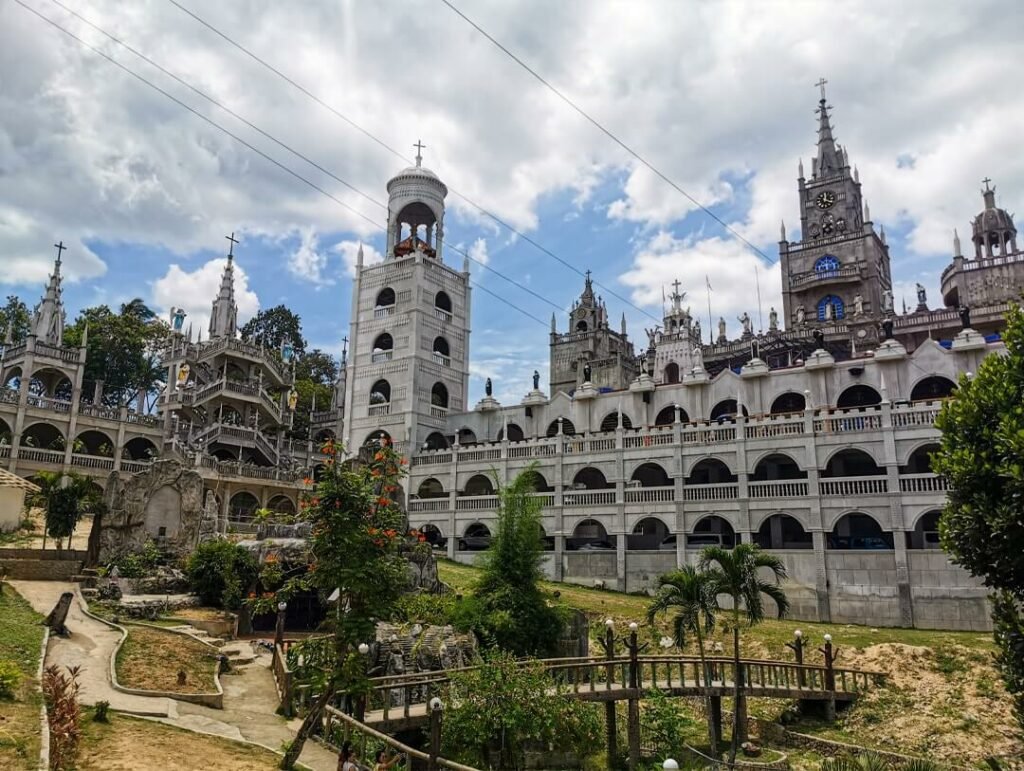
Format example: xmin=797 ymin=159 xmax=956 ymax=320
xmin=825 ymin=551 xmax=902 ymax=626
xmin=907 ymin=551 xmax=990 ymax=631
xmin=0 ymin=487 xmax=26 ymax=532
xmin=0 ymin=557 xmax=82 ymax=580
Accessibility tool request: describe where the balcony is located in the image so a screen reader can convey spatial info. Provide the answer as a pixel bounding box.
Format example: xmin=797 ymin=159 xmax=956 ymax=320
xmin=899 ymin=473 xmax=947 ymax=493
xmin=368 ymin=403 xmax=391 ymax=417
xmin=819 ymin=476 xmax=888 ymax=496
xmin=749 ymin=480 xmax=808 ymax=499
xmin=563 ymin=490 xmax=616 ymax=506
xmin=371 ymin=350 xmax=393 ymax=363
xmin=624 ymin=486 xmax=674 ymax=504
xmin=789 ymin=266 xmax=861 ymax=291
xmin=429 ymin=405 xmax=448 ymax=420
xmin=681 ymin=483 xmax=738 ymax=502
xmin=432 ymin=352 xmax=451 ymax=367
xmin=374 ymin=305 xmax=395 ymax=319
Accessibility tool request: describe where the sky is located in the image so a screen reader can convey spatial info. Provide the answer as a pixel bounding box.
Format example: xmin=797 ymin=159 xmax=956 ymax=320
xmin=2 ymin=0 xmax=1023 ymax=405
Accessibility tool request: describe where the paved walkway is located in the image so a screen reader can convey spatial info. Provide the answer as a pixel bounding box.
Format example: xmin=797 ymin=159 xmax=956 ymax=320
xmin=11 ymin=580 xmax=337 ymax=771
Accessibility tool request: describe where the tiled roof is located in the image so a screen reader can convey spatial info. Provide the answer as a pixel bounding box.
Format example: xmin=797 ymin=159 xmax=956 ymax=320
xmin=0 ymin=467 xmax=41 ymax=493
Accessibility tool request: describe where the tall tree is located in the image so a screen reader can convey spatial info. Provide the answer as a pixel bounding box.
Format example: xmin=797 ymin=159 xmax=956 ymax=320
xmin=647 ymin=565 xmax=720 ymax=755
xmin=701 ymin=544 xmax=789 ymax=764
xmin=933 ymin=302 xmax=1024 ymax=729
xmin=0 ymin=295 xmax=31 ymax=343
xmin=119 ymin=298 xmax=157 ymax=322
xmin=240 ymin=305 xmax=305 ymax=357
xmin=294 ymin=348 xmax=337 ymax=385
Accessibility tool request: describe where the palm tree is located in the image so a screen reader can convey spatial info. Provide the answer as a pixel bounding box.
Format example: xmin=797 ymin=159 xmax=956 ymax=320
xmin=119 ymin=298 xmax=156 ymax=322
xmin=27 ymin=471 xmax=99 ymax=552
xmin=646 ymin=565 xmax=720 ymax=755
xmin=27 ymin=470 xmax=63 ymax=551
xmin=701 ymin=543 xmax=790 ymax=765
xmin=820 ymin=752 xmax=940 ymax=771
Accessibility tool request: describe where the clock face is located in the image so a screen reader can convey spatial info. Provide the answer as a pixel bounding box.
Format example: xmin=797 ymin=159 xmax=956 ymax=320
xmin=815 ymin=190 xmax=837 ymax=209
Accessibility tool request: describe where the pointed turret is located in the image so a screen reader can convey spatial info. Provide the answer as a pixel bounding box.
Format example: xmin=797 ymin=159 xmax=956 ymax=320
xmin=31 ymin=242 xmax=67 ymax=346
xmin=620 ymin=313 xmax=627 ymax=336
xmin=953 ymin=229 xmax=961 ymax=257
xmin=798 ymin=158 xmax=804 ymax=179
xmin=208 ymin=242 xmax=239 ymax=340
xmin=780 ymin=220 xmax=787 ymax=242
xmin=812 ymin=80 xmax=841 ymax=178
xmin=550 ymin=313 xmax=556 ymax=333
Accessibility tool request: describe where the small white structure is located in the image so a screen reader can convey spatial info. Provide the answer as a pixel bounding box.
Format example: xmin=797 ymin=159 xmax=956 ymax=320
xmin=0 ymin=468 xmax=39 ymax=532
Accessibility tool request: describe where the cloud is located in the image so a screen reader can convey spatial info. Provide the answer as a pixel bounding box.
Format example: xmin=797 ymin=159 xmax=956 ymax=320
xmin=620 ymin=232 xmax=783 ymax=340
xmin=468 ymin=237 xmax=489 ymax=266
xmin=333 ymin=240 xmax=383 ymax=277
xmin=151 ymin=257 xmax=259 ymax=336
xmin=287 ymin=227 xmax=330 ymax=284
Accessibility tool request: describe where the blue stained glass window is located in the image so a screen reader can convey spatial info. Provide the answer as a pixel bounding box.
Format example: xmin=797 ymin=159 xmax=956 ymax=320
xmin=817 ymin=294 xmax=845 ymax=320
xmin=814 ymin=254 xmax=840 ymax=273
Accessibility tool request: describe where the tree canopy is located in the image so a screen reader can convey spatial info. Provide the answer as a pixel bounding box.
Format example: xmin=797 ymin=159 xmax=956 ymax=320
xmin=240 ymin=305 xmax=305 ymax=357
xmin=0 ymin=295 xmax=31 ymax=342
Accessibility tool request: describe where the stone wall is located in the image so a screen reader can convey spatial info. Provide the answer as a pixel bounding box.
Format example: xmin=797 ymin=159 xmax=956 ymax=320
xmin=0 ymin=557 xmax=82 ymax=580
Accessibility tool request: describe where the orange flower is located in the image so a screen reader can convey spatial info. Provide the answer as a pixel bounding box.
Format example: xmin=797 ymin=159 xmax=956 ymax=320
xmin=384 ymin=529 xmax=397 ymax=538
xmin=248 ymin=591 xmax=257 ymax=599
xmin=377 ymin=497 xmax=390 ymax=507
xmin=303 ymin=477 xmax=312 ymax=485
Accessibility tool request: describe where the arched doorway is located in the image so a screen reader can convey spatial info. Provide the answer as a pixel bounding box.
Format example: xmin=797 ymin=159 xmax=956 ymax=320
xmin=900 ymin=443 xmax=939 ymax=475
xmin=20 ymin=423 xmax=64 ymax=451
xmin=689 ymin=515 xmax=736 ymax=548
xmin=459 ymin=522 xmax=492 ymax=551
xmin=663 ymin=362 xmax=680 ymax=384
xmin=630 ymin=462 xmax=671 ymax=487
xmin=770 ymin=392 xmax=805 ymax=415
xmin=571 ymin=467 xmax=611 ymax=489
xmin=423 ymin=431 xmax=449 ymax=451
xmin=124 ymin=437 xmax=159 ymax=461
xmin=686 ymin=459 xmax=736 ymax=485
xmin=823 ymin=449 xmax=884 ymax=477
xmin=75 ymin=430 xmax=115 ymax=457
xmin=836 ymin=385 xmax=881 ymax=409
xmin=655 ymin=405 xmax=688 ymax=426
xmin=417 ymin=478 xmax=446 ymax=498
xmin=229 ymin=491 xmax=260 ymax=524
xmin=754 ymin=514 xmax=812 ymax=549
xmin=462 ymin=474 xmax=494 ymax=496
xmin=568 ymin=518 xmax=614 ymax=550
xmin=628 ymin=516 xmax=670 ymax=550
xmin=546 ymin=418 xmax=576 ymax=436
xmin=752 ymin=453 xmax=806 ymax=481
xmin=827 ymin=513 xmax=893 ymax=550
xmin=910 ymin=376 xmax=956 ymax=402
xmin=600 ymin=411 xmax=633 ymax=432
xmin=710 ymin=399 xmax=748 ymax=421
xmin=906 ymin=510 xmax=942 ymax=550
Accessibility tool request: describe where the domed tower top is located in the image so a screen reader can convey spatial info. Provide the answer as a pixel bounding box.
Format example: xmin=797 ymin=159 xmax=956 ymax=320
xmin=386 ymin=141 xmax=448 ymax=261
xmin=971 ymin=178 xmax=1017 ymax=259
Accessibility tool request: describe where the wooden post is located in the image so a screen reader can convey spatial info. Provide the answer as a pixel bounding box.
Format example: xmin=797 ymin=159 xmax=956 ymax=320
xmin=428 ymin=700 xmax=442 ymax=771
xmin=626 ymin=625 xmax=643 ymax=771
xmin=274 ymin=601 xmax=287 ymax=649
xmin=600 ymin=624 xmax=618 ymax=767
xmin=785 ymin=629 xmax=808 ymax=688
xmin=709 ymin=695 xmax=723 ymax=743
xmin=819 ymin=636 xmax=838 ymax=722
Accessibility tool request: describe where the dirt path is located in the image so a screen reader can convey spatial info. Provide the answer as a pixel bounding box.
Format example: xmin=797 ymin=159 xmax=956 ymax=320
xmin=11 ymin=580 xmax=337 ymax=771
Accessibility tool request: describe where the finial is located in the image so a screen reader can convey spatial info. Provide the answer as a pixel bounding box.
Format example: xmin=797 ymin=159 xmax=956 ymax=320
xmin=864 ymin=199 xmax=871 ymax=222
xmin=953 ymin=228 xmax=961 ymax=256
xmin=620 ymin=312 xmax=627 ymax=336
xmin=550 ymin=312 xmax=556 ymax=333
xmin=341 ymin=334 xmax=349 ymax=363
xmin=854 ymin=165 xmax=859 ymax=183
xmin=982 ymin=176 xmax=993 ymax=193
xmin=798 ymin=157 xmax=804 ymax=178
xmin=53 ymin=240 xmax=67 ymax=270
xmin=780 ymin=219 xmax=787 ymax=242
xmin=413 ymin=139 xmax=425 ymax=167
xmin=225 ymin=231 xmax=239 ymax=260
xmin=880 ymin=225 xmax=886 ymax=245
xmin=585 ymin=268 xmax=592 ymax=286
xmin=815 ymin=76 xmax=828 ymax=102
xmin=356 ymin=242 xmax=364 ymax=267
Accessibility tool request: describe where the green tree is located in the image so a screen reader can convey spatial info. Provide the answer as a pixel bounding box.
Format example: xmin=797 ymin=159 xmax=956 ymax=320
xmin=701 ymin=544 xmax=790 ymax=764
xmin=274 ymin=440 xmax=408 ymax=769
xmin=28 ymin=472 xmax=99 ymax=552
xmin=240 ymin=305 xmax=305 ymax=357
xmin=820 ymin=752 xmax=940 ymax=771
xmin=466 ymin=466 xmax=564 ymax=656
xmin=932 ymin=302 xmax=1024 ymax=729
xmin=0 ymin=295 xmax=31 ymax=343
xmin=294 ymin=348 xmax=337 ymax=385
xmin=288 ymin=378 xmax=333 ymax=441
xmin=185 ymin=540 xmax=259 ymax=610
xmin=647 ymin=565 xmax=720 ymax=755
xmin=441 ymin=651 xmax=602 ymax=770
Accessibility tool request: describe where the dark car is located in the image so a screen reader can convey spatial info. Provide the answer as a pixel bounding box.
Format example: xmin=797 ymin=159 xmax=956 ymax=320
xmin=458 ymin=535 xmax=491 ymax=551
xmin=576 ymin=539 xmax=615 ymax=551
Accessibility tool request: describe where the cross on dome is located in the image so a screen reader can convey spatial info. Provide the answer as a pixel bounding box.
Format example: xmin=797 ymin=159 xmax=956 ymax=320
xmin=413 ymin=140 xmax=425 ymax=167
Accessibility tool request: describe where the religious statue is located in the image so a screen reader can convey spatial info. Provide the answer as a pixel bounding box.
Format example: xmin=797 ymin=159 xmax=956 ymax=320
xmin=582 ymin=361 xmax=592 ymax=383
xmin=485 ymin=377 xmax=492 ymax=397
xmin=532 ymin=370 xmax=540 ymax=390
xmin=824 ymin=302 xmax=834 ymax=321
xmin=768 ymin=307 xmax=778 ymax=331
xmin=916 ymin=283 xmax=927 ymax=307
xmin=737 ymin=312 xmax=753 ymax=337
xmin=853 ymin=294 xmax=864 ymax=316
xmin=281 ymin=342 xmax=294 ymax=362
xmin=796 ymin=305 xmax=806 ymax=325
xmin=959 ymin=305 xmax=971 ymax=329
xmin=882 ymin=290 xmax=894 ymax=314
xmin=693 ymin=319 xmax=701 ymax=342
xmin=691 ymin=344 xmax=704 ymax=371
xmin=750 ymin=339 xmax=761 ymax=361
xmin=881 ymin=318 xmax=894 ymax=340
xmin=813 ymin=329 xmax=825 ymax=349
xmin=287 ymin=388 xmax=298 ymax=411
xmin=645 ymin=326 xmax=661 ymax=349
xmin=171 ymin=307 xmax=187 ymax=332
xmin=176 ymin=363 xmax=190 ymax=387
xmin=717 ymin=317 xmax=727 ymax=341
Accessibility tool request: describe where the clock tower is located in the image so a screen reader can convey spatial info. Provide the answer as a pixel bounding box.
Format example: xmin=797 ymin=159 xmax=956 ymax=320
xmin=779 ymin=81 xmax=892 ymax=330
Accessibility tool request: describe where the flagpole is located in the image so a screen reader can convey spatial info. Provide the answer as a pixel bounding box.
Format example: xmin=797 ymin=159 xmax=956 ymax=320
xmin=755 ymin=263 xmax=764 ymax=333
xmin=705 ymin=275 xmax=713 ymax=345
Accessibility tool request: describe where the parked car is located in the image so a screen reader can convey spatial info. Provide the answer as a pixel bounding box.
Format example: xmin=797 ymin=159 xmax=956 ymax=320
xmin=576 ymin=539 xmax=615 ymax=551
xmin=658 ymin=535 xmax=677 ymax=550
xmin=458 ymin=535 xmax=491 ymax=551
xmin=685 ymin=533 xmax=729 ymax=547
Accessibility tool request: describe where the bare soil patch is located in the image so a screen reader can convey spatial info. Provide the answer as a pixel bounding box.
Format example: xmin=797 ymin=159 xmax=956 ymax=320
xmin=115 ymin=624 xmax=218 ymax=695
xmin=169 ymin=606 xmax=234 ymax=623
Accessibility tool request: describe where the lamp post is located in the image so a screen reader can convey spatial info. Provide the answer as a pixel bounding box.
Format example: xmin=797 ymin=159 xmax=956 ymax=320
xmin=785 ymin=629 xmax=809 ymax=688
xmin=428 ymin=697 xmax=443 ymax=771
xmin=274 ymin=601 xmax=287 ymax=649
xmin=596 ymin=619 xmax=618 ymax=766
xmin=355 ymin=643 xmax=370 ymax=721
xmin=819 ymin=633 xmax=839 ymax=721
xmin=663 ymin=761 xmax=679 ymax=770
xmin=624 ymin=622 xmax=649 ymax=771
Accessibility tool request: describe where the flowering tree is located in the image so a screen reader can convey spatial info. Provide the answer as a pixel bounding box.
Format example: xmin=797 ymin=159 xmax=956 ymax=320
xmin=273 ymin=438 xmax=409 ymax=769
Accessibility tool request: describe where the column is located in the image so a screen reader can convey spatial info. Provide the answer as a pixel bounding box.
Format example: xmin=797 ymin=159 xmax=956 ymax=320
xmin=812 ymin=529 xmax=831 ymax=623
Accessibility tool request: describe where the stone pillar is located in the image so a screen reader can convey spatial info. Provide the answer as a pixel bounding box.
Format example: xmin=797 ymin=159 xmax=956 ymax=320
xmin=553 ymin=534 xmax=564 ymax=581
xmin=893 ymin=530 xmax=914 ymax=627
xmin=220 ymin=484 xmax=231 ymax=534
xmin=812 ymin=529 xmax=831 ymax=622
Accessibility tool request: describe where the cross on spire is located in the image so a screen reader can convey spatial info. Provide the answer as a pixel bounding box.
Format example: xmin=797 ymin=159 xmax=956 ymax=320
xmin=672 ymin=279 xmax=682 ymax=296
xmin=53 ymin=240 xmax=66 ymax=266
xmin=413 ymin=140 xmax=425 ymax=167
xmin=815 ymin=77 xmax=828 ymax=101
xmin=982 ymin=176 xmax=993 ymax=191
xmin=585 ymin=269 xmax=592 ymax=283
xmin=225 ymin=231 xmax=239 ymax=258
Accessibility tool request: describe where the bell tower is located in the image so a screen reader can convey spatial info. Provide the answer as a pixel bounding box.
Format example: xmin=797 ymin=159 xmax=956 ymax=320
xmin=779 ymin=80 xmax=892 ymax=329
xmin=343 ymin=145 xmax=471 ymax=455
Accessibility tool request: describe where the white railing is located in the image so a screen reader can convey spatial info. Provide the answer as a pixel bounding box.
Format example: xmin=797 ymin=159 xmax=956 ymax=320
xmin=455 ymin=495 xmax=499 ymax=511
xmin=79 ymin=403 xmax=120 ymax=420
xmin=124 ymin=412 xmax=160 ymax=427
xmin=374 ymin=305 xmax=395 ymax=319
xmin=814 ymin=408 xmax=883 ymax=433
xmin=430 ymin=405 xmax=448 ymax=419
xmin=749 ymin=480 xmax=808 ymax=498
xmin=531 ymin=492 xmax=555 ymax=507
xmin=891 ymin=406 xmax=941 ymax=427
xmin=434 ymin=308 xmax=452 ymax=322
xmin=899 ymin=474 xmax=948 ymax=493
xmin=745 ymin=418 xmax=805 ymax=439
xmin=623 ymin=430 xmax=675 ymax=449
xmin=682 ymin=483 xmax=738 ymax=501
xmin=0 ymin=445 xmax=9 ymax=458
xmin=563 ymin=489 xmax=616 ymax=506
xmin=433 ymin=353 xmax=451 ymax=367
xmin=409 ymin=498 xmax=450 ymax=512
xmin=681 ymin=424 xmax=737 ymax=444
xmin=0 ymin=387 xmax=18 ymax=404
xmin=17 ymin=448 xmax=65 ymax=463
xmin=371 ymin=350 xmax=393 ymax=363
xmin=411 ymin=452 xmax=452 ymax=467
xmin=819 ymin=476 xmax=888 ymax=496
xmin=71 ymin=453 xmax=114 ymax=470
xmin=624 ymin=486 xmax=675 ymax=503
xmin=368 ymin=403 xmax=391 ymax=417
xmin=26 ymin=395 xmax=71 ymax=413
xmin=508 ymin=441 xmax=557 ymax=459
xmin=120 ymin=459 xmax=153 ymax=473
xmin=458 ymin=447 xmax=500 ymax=462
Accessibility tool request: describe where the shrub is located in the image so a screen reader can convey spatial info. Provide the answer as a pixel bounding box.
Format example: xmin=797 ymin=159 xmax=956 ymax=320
xmin=391 ymin=592 xmax=459 ymax=626
xmin=0 ymin=658 xmax=22 ymax=698
xmin=185 ymin=539 xmax=258 ymax=609
xmin=92 ymin=700 xmax=110 ymax=722
xmin=43 ymin=664 xmax=81 ymax=770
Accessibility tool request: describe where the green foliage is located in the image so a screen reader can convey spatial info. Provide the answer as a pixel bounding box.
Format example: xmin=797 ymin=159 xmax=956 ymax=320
xmin=27 ymin=472 xmax=99 ymax=546
xmin=933 ymin=302 xmax=1024 ymax=730
xmin=289 ymin=378 xmax=334 ymax=440
xmin=43 ymin=664 xmax=81 ymax=771
xmin=819 ymin=752 xmax=941 ymax=771
xmin=295 ymin=348 xmax=338 ymax=385
xmin=463 ymin=466 xmax=565 ymax=656
xmin=647 ymin=565 xmax=717 ymax=650
xmin=0 ymin=659 xmax=22 ymax=698
xmin=64 ymin=302 xmax=167 ymax=408
xmin=392 ymin=592 xmax=459 ymax=627
xmin=641 ymin=688 xmax=697 ymax=759
xmin=184 ymin=540 xmax=258 ymax=610
xmin=441 ymin=651 xmax=603 ymax=770
xmin=240 ymin=304 xmax=306 ymax=356
xmin=92 ymin=700 xmax=110 ymax=723
xmin=0 ymin=295 xmax=31 ymax=343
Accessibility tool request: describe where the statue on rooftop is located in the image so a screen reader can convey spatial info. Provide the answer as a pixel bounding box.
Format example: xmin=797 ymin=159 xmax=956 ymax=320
xmin=485 ymin=377 xmax=492 ymax=397
xmin=738 ymin=312 xmax=753 ymax=337
xmin=796 ymin=305 xmax=806 ymax=325
xmin=532 ymin=370 xmax=540 ymax=391
xmin=959 ymin=305 xmax=971 ymax=329
xmin=717 ymin=317 xmax=727 ymax=342
xmin=768 ymin=307 xmax=778 ymax=331
xmin=582 ymin=361 xmax=592 ymax=383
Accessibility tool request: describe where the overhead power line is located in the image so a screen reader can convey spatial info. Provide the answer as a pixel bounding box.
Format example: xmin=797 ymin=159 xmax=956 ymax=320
xmin=14 ymin=0 xmax=550 ymax=330
xmin=164 ymin=0 xmax=662 ymax=324
xmin=438 ymin=0 xmax=777 ymax=267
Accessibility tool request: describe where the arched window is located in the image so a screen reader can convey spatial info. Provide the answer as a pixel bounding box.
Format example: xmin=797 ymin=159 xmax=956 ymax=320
xmin=457 ymin=428 xmax=478 ymax=445
xmin=418 ymin=478 xmax=446 ymax=499
xmin=906 ymin=510 xmax=942 ymax=550
xmin=369 ymin=379 xmax=391 ymax=404
xmin=823 ymin=449 xmax=884 ymax=477
xmin=423 ymin=431 xmax=449 ymax=450
xmin=435 ymin=291 xmax=452 ymax=316
xmin=575 ymin=320 xmax=588 ymax=333
xmin=900 ymin=443 xmax=939 ymax=475
xmin=630 ymin=462 xmax=670 ymax=487
xmin=754 ymin=514 xmax=812 ymax=550
xmin=375 ymin=288 xmax=396 ymax=310
xmin=710 ymin=399 xmax=748 ymax=422
xmin=828 ymin=512 xmax=893 ymax=550
xmin=229 ymin=492 xmax=260 ymax=522
xmin=462 ymin=475 xmax=494 ymax=496
xmin=770 ymin=392 xmax=805 ymax=415
xmin=421 ymin=524 xmax=444 ymax=546
xmin=372 ymin=333 xmax=394 ymax=362
xmin=600 ymin=411 xmax=632 ymax=432
xmin=433 ymin=336 xmax=451 ymax=365
xmin=268 ymin=495 xmax=296 ymax=515
xmin=752 ymin=453 xmax=806 ymax=481
xmin=628 ymin=517 xmax=670 ymax=550
xmin=431 ymin=382 xmax=449 ymax=409
xmin=689 ymin=515 xmax=736 ymax=548
xmin=546 ymin=418 xmax=575 ymax=437
xmin=76 ymin=430 xmax=115 ymax=457
xmin=363 ymin=430 xmax=391 ymax=448
xmin=910 ymin=376 xmax=956 ymax=402
xmin=20 ymin=422 xmax=64 ymax=450
xmin=814 ymin=254 xmax=840 ymax=273
xmin=528 ymin=471 xmax=553 ymax=492
xmin=568 ymin=518 xmax=614 ymax=550
xmin=836 ymin=384 xmax=881 ymax=409
xmin=664 ymin=362 xmax=680 ymax=384
xmin=572 ymin=467 xmax=611 ymax=489
xmin=497 ymin=423 xmax=525 ymax=442
xmin=459 ymin=523 xmax=492 ymax=551
xmin=687 ymin=458 xmax=736 ymax=484
xmin=654 ymin=405 xmax=687 ymax=426
xmin=817 ymin=294 xmax=845 ymax=321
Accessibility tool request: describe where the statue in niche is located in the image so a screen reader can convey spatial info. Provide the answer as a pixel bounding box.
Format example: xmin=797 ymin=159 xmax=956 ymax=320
xmin=959 ymin=305 xmax=971 ymax=329
xmin=768 ymin=307 xmax=778 ymax=331
xmin=691 ymin=345 xmax=704 ymax=371
xmin=796 ymin=305 xmax=806 ymax=325
xmin=854 ymin=294 xmax=864 ymax=316
xmin=813 ymin=329 xmax=825 ymax=349
xmin=882 ymin=290 xmax=894 ymax=313
xmin=881 ymin=318 xmax=894 ymax=340
xmin=176 ymin=363 xmax=190 ymax=387
xmin=582 ymin=361 xmax=592 ymax=383
xmin=824 ymin=302 xmax=834 ymax=321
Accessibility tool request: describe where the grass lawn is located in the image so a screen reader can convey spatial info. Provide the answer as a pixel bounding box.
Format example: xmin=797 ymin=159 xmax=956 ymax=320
xmin=437 ymin=559 xmax=1021 ymax=766
xmin=78 ymin=709 xmax=285 ymax=770
xmin=0 ymin=583 xmax=45 ymax=770
xmin=115 ymin=624 xmax=220 ymax=695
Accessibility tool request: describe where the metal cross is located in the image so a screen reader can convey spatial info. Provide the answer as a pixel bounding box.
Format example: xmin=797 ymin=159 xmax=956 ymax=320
xmin=672 ymin=279 xmax=682 ymax=296
xmin=53 ymin=240 xmax=67 ymax=265
xmin=341 ymin=335 xmax=349 ymax=360
xmin=225 ymin=231 xmax=239 ymax=257
xmin=413 ymin=140 xmax=425 ymax=166
xmin=585 ymin=269 xmax=592 ymax=283
xmin=982 ymin=177 xmax=993 ymax=191
xmin=815 ymin=77 xmax=828 ymax=101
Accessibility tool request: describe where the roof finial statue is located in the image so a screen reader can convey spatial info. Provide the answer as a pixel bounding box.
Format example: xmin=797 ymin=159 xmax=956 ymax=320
xmin=864 ymin=199 xmax=871 ymax=223
xmin=798 ymin=157 xmax=804 ymax=179
xmin=341 ymin=334 xmax=348 ymax=364
xmin=816 ymin=76 xmax=828 ymax=101
xmin=550 ymin=312 xmax=556 ymax=333
xmin=53 ymin=240 xmax=66 ymax=271
xmin=780 ymin=220 xmax=787 ymax=242
xmin=413 ymin=139 xmax=425 ymax=168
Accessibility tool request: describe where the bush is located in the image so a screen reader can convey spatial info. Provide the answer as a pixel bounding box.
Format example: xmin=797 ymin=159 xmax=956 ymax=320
xmin=43 ymin=664 xmax=81 ymax=770
xmin=185 ymin=539 xmax=258 ymax=609
xmin=92 ymin=700 xmax=110 ymax=722
xmin=109 ymin=539 xmax=162 ymax=579
xmin=391 ymin=592 xmax=459 ymax=626
xmin=0 ymin=658 xmax=22 ymax=698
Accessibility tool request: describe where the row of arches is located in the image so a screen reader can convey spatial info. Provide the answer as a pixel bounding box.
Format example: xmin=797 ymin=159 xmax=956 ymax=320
xmin=225 ymin=491 xmax=297 ymax=522
xmin=0 ymin=419 xmax=158 ymax=459
xmin=374 ymin=288 xmax=452 ymax=315
xmin=429 ymin=510 xmax=942 ymax=553
xmin=417 ymin=444 xmax=939 ymax=496
xmin=2 ymin=366 xmax=75 ymax=400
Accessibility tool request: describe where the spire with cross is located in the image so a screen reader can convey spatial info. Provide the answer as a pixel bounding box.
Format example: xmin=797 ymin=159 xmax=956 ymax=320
xmin=225 ymin=231 xmax=239 ymax=260
xmin=341 ymin=334 xmax=349 ymax=363
xmin=53 ymin=240 xmax=66 ymax=270
xmin=815 ymin=76 xmax=828 ymax=102
xmin=413 ymin=140 xmax=425 ymax=167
